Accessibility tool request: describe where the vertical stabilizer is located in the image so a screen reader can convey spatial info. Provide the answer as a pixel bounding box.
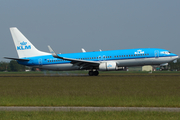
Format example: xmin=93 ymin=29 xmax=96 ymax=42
xmin=10 ymin=27 xmax=50 ymax=58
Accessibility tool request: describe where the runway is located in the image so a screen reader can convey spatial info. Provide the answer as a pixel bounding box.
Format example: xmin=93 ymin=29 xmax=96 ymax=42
xmin=0 ymin=107 xmax=180 ymax=112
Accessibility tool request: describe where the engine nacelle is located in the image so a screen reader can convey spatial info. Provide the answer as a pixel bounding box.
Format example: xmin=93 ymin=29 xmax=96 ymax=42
xmin=99 ymin=62 xmax=117 ymax=71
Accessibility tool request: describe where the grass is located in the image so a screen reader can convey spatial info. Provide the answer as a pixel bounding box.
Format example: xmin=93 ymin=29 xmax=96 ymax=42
xmin=0 ymin=111 xmax=180 ymax=120
xmin=0 ymin=72 xmax=180 ymax=107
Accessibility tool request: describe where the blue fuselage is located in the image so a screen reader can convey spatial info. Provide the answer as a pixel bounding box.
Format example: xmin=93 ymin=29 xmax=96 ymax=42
xmin=17 ymin=48 xmax=178 ymax=71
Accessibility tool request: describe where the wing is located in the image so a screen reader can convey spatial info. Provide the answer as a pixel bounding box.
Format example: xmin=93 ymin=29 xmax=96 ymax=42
xmin=48 ymin=46 xmax=100 ymax=69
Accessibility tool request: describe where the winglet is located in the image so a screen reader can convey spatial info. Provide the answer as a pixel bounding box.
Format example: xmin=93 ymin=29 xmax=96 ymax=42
xmin=48 ymin=45 xmax=58 ymax=57
xmin=82 ymin=48 xmax=86 ymax=52
xmin=48 ymin=46 xmax=64 ymax=59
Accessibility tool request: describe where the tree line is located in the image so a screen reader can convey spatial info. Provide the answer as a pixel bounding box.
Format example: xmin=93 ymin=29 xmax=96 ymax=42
xmin=168 ymin=58 xmax=180 ymax=71
xmin=0 ymin=59 xmax=180 ymax=72
xmin=0 ymin=60 xmax=26 ymax=72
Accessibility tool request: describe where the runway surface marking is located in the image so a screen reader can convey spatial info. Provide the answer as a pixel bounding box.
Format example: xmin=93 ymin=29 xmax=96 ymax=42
xmin=0 ymin=107 xmax=180 ymax=112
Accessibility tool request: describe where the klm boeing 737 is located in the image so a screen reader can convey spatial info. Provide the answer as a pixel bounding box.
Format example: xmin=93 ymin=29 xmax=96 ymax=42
xmin=5 ymin=27 xmax=178 ymax=76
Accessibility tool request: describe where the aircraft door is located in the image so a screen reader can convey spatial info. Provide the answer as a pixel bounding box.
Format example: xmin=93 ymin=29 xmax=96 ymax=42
xmin=38 ymin=58 xmax=43 ymax=65
xmin=102 ymin=55 xmax=106 ymax=61
xmin=98 ymin=56 xmax=102 ymax=61
xmin=98 ymin=55 xmax=106 ymax=61
xmin=155 ymin=50 xmax=159 ymax=58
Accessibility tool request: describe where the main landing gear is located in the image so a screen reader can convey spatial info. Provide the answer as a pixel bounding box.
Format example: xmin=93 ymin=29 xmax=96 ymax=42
xmin=88 ymin=71 xmax=99 ymax=76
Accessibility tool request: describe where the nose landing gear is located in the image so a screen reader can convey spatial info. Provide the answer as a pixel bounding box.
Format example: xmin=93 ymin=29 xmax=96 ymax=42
xmin=88 ymin=71 xmax=99 ymax=76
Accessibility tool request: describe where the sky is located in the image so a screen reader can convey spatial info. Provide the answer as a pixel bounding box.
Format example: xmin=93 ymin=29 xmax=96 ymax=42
xmin=0 ymin=0 xmax=180 ymax=61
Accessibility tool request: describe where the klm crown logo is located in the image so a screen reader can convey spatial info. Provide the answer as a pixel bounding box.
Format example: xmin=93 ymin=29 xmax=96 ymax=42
xmin=20 ymin=41 xmax=27 ymax=45
xmin=107 ymin=64 xmax=112 ymax=68
xmin=17 ymin=41 xmax=31 ymax=50
xmin=135 ymin=50 xmax=144 ymax=54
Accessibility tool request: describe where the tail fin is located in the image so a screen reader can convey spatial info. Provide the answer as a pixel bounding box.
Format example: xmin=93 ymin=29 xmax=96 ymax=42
xmin=10 ymin=27 xmax=50 ymax=58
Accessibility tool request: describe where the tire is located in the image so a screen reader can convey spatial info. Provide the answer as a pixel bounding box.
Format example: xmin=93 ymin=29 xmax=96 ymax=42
xmin=93 ymin=71 xmax=99 ymax=76
xmin=88 ymin=71 xmax=94 ymax=76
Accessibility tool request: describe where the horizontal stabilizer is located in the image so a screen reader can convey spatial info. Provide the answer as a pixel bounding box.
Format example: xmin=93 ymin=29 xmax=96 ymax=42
xmin=4 ymin=57 xmax=29 ymax=61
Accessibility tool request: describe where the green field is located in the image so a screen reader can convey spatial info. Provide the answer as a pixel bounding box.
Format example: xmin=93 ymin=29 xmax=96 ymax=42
xmin=0 ymin=111 xmax=180 ymax=120
xmin=0 ymin=72 xmax=180 ymax=107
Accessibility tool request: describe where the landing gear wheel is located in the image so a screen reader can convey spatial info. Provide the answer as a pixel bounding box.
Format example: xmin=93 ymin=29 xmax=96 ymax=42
xmin=88 ymin=71 xmax=99 ymax=76
xmin=88 ymin=71 xmax=94 ymax=76
xmin=93 ymin=71 xmax=99 ymax=76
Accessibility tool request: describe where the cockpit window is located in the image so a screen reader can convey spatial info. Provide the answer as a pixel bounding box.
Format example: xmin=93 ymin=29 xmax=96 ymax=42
xmin=161 ymin=51 xmax=171 ymax=54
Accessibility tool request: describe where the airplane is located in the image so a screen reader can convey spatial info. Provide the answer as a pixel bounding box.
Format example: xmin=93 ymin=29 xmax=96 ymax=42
xmin=4 ymin=27 xmax=179 ymax=76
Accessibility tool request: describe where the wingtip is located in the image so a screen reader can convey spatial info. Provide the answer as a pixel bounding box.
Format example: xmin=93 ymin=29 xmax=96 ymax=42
xmin=10 ymin=27 xmax=17 ymax=30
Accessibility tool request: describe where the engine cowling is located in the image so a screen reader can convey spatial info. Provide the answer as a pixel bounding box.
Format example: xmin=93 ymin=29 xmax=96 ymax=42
xmin=99 ymin=62 xmax=117 ymax=71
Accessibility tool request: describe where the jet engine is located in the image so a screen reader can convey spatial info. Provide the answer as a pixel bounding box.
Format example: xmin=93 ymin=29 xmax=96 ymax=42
xmin=99 ymin=62 xmax=117 ymax=71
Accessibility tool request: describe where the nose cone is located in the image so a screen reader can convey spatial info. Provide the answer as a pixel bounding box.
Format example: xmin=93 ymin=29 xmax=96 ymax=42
xmin=171 ymin=53 xmax=179 ymax=59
